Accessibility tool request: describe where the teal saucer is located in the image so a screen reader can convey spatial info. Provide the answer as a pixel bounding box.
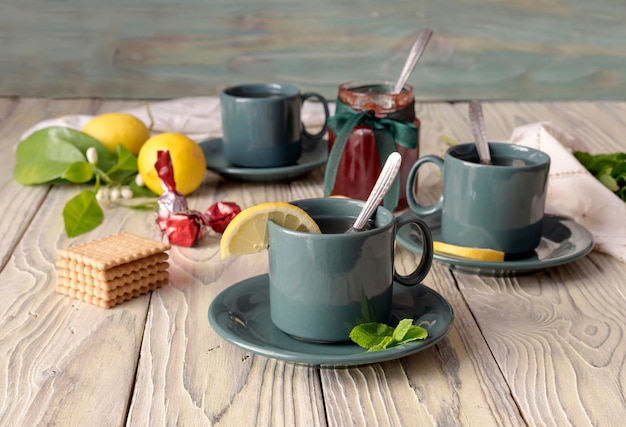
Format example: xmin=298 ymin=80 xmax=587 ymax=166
xmin=397 ymin=213 xmax=594 ymax=276
xmin=208 ymin=274 xmax=454 ymax=368
xmin=199 ymin=138 xmax=328 ymax=182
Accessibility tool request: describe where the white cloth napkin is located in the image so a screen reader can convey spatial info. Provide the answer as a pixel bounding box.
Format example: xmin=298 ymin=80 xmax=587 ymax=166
xmin=20 ymin=96 xmax=333 ymax=142
xmin=510 ymin=122 xmax=626 ymax=262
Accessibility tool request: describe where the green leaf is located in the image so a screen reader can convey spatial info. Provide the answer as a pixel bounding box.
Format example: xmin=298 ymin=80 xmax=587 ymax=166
xmin=400 ymin=326 xmax=429 ymax=343
xmin=63 ymin=190 xmax=104 ymax=237
xmin=114 ymin=144 xmax=138 ymax=172
xmin=350 ymin=318 xmax=429 ymax=352
xmin=14 ymin=128 xmax=87 ymax=184
xmin=130 ymin=178 xmax=158 ymax=197
xmin=393 ymin=318 xmax=413 ymax=342
xmin=368 ymin=336 xmax=395 ymax=352
xmin=59 ymin=127 xmax=117 ymax=172
xmin=349 ymin=322 xmax=395 ymax=349
xmin=360 ymin=288 xmax=377 ymax=323
xmin=105 ymin=145 xmax=139 ymax=184
xmin=575 ymin=150 xmax=626 ymax=202
xmin=62 ymin=161 xmax=94 ymax=183
xmin=598 ymin=173 xmax=619 ymax=192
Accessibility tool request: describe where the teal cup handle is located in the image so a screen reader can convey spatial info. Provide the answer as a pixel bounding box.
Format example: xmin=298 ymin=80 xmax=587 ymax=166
xmin=393 ymin=212 xmax=433 ymax=285
xmin=301 ymin=91 xmax=330 ymax=146
xmin=268 ymin=197 xmax=434 ymax=343
xmin=406 ymin=155 xmax=445 ymax=216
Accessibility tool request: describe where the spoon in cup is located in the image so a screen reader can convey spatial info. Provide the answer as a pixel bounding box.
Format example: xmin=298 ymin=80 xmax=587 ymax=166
xmin=346 ymin=152 xmax=402 ymax=233
xmin=392 ymin=29 xmax=434 ymax=94
xmin=469 ymin=100 xmax=492 ymax=165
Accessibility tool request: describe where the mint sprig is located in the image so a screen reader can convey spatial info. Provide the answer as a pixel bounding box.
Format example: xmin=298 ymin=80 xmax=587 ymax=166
xmin=349 ymin=318 xmax=428 ymax=352
xmin=574 ymin=151 xmax=626 ymax=201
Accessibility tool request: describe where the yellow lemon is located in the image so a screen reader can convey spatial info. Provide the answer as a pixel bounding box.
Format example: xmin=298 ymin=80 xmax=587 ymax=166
xmin=433 ymin=241 xmax=505 ymax=262
xmin=82 ymin=112 xmax=150 ymax=154
xmin=137 ymin=132 xmax=206 ymax=195
xmin=220 ymin=202 xmax=321 ymax=259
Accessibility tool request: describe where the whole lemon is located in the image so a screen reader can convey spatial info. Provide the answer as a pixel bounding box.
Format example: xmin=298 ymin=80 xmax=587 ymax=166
xmin=83 ymin=113 xmax=150 ymax=155
xmin=137 ymin=132 xmax=206 ymax=195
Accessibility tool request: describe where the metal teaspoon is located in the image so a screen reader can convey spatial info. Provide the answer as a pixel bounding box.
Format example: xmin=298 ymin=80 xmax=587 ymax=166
xmin=392 ymin=29 xmax=434 ymax=94
xmin=346 ymin=152 xmax=402 ymax=233
xmin=469 ymin=100 xmax=492 ymax=165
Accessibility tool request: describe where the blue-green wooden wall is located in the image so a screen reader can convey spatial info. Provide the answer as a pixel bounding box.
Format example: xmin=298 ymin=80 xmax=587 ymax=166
xmin=1 ymin=0 xmax=625 ymax=100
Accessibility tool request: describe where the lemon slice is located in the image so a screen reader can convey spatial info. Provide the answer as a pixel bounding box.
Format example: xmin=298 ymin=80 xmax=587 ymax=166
xmin=220 ymin=202 xmax=321 ymax=259
xmin=433 ymin=241 xmax=505 ymax=262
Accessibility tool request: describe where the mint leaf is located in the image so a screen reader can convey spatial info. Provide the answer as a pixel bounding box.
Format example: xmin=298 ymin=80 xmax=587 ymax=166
xmin=369 ymin=336 xmax=395 ymax=352
xmin=401 ymin=325 xmax=429 ymax=343
xmin=349 ymin=322 xmax=395 ymax=349
xmin=350 ymin=318 xmax=428 ymax=352
xmin=574 ymin=150 xmax=626 ymax=201
xmin=393 ymin=318 xmax=413 ymax=342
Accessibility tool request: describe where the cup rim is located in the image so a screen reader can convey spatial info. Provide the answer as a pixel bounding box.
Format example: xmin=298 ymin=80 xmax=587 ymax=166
xmin=269 ymin=198 xmax=395 ymax=238
xmin=447 ymin=141 xmax=550 ymax=169
xmin=221 ymin=83 xmax=300 ymax=99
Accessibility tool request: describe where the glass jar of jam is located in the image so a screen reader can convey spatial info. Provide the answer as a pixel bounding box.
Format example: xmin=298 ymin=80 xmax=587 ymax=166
xmin=324 ymin=80 xmax=420 ymax=211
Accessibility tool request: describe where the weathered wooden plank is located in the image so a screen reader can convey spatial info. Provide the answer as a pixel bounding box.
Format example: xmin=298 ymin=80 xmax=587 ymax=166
xmin=2 ymin=1 xmax=626 ymax=100
xmin=0 ymin=187 xmax=156 ymax=426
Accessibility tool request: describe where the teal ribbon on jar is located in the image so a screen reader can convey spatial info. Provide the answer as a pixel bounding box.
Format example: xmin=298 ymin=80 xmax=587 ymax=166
xmin=323 ymin=99 xmax=419 ymax=211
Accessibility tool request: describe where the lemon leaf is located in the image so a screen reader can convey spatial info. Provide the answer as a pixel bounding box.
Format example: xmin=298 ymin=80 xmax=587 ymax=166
xmin=63 ymin=190 xmax=104 ymax=237
xmin=62 ymin=161 xmax=94 ymax=183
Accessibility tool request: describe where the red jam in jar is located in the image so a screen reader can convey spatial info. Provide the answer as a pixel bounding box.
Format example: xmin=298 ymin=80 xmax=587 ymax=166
xmin=326 ymin=81 xmax=420 ymax=211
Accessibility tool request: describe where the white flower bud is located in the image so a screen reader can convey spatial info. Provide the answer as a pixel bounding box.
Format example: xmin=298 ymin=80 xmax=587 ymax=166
xmin=110 ymin=187 xmax=121 ymax=201
xmin=96 ymin=188 xmax=109 ymax=206
xmin=86 ymin=147 xmax=98 ymax=165
xmin=135 ymin=174 xmax=144 ymax=187
xmin=121 ymin=186 xmax=133 ymax=199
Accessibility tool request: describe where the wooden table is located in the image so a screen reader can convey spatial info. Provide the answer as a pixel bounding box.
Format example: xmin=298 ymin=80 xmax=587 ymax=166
xmin=1 ymin=98 xmax=625 ymax=426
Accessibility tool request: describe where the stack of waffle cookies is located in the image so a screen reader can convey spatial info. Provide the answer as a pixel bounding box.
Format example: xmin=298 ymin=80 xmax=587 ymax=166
xmin=56 ymin=231 xmax=171 ymax=308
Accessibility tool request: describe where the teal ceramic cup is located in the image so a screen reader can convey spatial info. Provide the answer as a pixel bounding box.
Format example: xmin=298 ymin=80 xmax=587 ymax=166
xmin=406 ymin=142 xmax=550 ymax=255
xmin=220 ymin=83 xmax=330 ymax=168
xmin=268 ymin=197 xmax=433 ymax=343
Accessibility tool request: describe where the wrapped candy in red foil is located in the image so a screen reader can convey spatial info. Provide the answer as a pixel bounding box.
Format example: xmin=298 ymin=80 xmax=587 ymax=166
xmin=159 ymin=211 xmax=206 ymax=248
xmin=154 ymin=149 xmax=241 ymax=246
xmin=205 ymin=201 xmax=241 ymax=233
xmin=155 ymin=150 xmax=188 ymax=217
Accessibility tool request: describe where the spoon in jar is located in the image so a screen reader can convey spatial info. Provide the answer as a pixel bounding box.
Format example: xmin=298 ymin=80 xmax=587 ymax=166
xmin=346 ymin=152 xmax=402 ymax=233
xmin=392 ymin=28 xmax=434 ymax=94
xmin=469 ymin=100 xmax=492 ymax=165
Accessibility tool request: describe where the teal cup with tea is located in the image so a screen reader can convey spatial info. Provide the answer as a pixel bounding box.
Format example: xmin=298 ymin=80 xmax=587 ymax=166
xmin=406 ymin=142 xmax=550 ymax=255
xmin=268 ymin=197 xmax=433 ymax=343
xmin=220 ymin=83 xmax=330 ymax=168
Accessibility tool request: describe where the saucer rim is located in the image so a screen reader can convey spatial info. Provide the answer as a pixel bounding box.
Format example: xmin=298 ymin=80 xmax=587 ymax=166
xmin=397 ymin=213 xmax=594 ymax=276
xmin=208 ymin=274 xmax=454 ymax=367
xmin=199 ymin=138 xmax=328 ymax=182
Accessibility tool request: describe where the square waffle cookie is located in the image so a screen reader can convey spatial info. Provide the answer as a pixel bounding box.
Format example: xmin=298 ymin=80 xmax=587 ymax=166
xmin=56 ymin=232 xmax=171 ymax=308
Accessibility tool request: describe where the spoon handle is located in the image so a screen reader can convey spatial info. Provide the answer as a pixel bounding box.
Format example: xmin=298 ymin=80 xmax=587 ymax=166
xmin=351 ymin=152 xmax=402 ymax=231
xmin=469 ymin=101 xmax=492 ymax=165
xmin=392 ymin=28 xmax=434 ymax=94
